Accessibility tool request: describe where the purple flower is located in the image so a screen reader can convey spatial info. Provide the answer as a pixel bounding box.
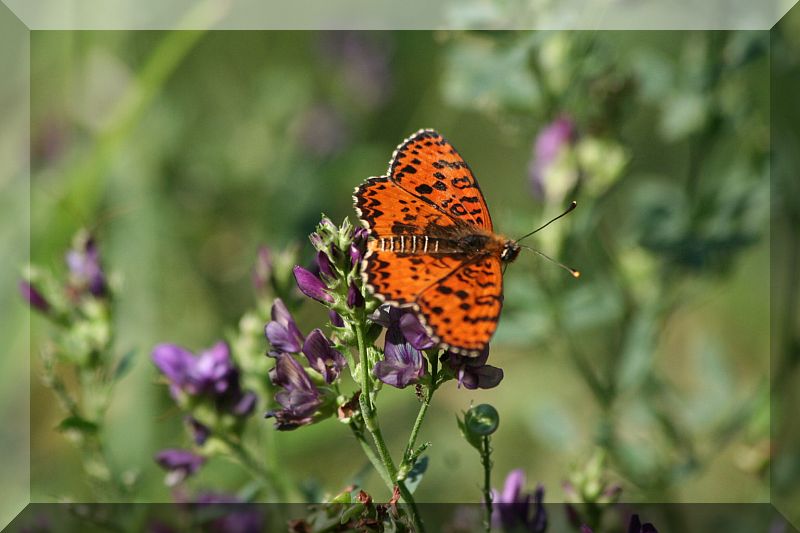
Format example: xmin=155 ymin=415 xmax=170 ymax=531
xmin=347 ymin=281 xmax=365 ymax=309
xmin=491 ymin=470 xmax=547 ymax=533
xmin=302 ymin=328 xmax=346 ymax=384
xmin=252 ymin=245 xmax=273 ymax=294
xmin=372 ymin=306 xmax=435 ymax=351
xmin=152 ymin=342 xmax=257 ymax=417
xmin=66 ymin=235 xmax=106 ymax=297
xmin=316 ymin=250 xmax=335 ymax=279
xmin=399 ymin=312 xmax=435 ymax=350
xmin=265 ymin=298 xmax=305 ymax=353
xmin=19 ymin=280 xmax=50 ymax=313
xmin=373 ymin=330 xmax=426 ymax=388
xmin=266 ymin=353 xmax=323 ymax=430
xmin=293 ymin=265 xmax=333 ymax=303
xmin=232 ymin=391 xmax=258 ymax=417
xmin=443 ymin=347 xmax=504 ymax=390
xmin=529 ymin=116 xmax=577 ymax=199
xmin=186 ymin=342 xmax=237 ymax=395
xmin=329 ymin=310 xmax=345 ymax=328
xmin=185 ymin=416 xmax=211 ymax=445
xmin=350 ymin=227 xmax=369 ymax=266
xmin=154 ymin=449 xmax=205 ymax=486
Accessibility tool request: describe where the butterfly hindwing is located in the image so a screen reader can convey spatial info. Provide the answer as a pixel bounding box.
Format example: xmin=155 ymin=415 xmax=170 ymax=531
xmin=389 ymin=129 xmax=493 ymax=231
xmin=416 ymin=256 xmax=503 ymax=355
xmin=362 ymin=250 xmax=463 ymax=306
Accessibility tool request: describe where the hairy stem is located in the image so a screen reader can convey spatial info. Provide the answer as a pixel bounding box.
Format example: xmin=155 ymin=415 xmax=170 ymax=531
xmin=402 ymin=356 xmax=437 ymax=472
xmin=354 ymin=317 xmax=425 ymax=532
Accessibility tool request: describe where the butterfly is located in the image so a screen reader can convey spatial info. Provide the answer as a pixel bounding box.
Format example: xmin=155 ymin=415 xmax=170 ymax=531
xmin=354 ymin=129 xmax=575 ymax=356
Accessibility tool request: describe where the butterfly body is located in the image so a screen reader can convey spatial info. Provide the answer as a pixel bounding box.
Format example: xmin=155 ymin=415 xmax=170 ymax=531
xmin=354 ymin=129 xmax=515 ymax=356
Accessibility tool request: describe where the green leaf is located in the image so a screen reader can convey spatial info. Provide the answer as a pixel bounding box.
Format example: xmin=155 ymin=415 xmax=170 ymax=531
xmin=617 ymin=310 xmax=658 ymax=393
xmin=113 ymin=348 xmax=137 ymax=381
xmin=404 ymin=456 xmax=429 ymax=495
xmin=57 ymin=415 xmax=99 ymax=435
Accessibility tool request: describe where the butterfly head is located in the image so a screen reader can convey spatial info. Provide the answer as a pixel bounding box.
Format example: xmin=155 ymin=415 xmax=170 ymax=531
xmin=500 ymin=240 xmax=521 ymax=264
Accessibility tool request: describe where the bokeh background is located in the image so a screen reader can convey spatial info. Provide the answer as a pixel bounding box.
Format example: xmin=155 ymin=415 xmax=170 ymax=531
xmin=17 ymin=21 xmax=796 ymax=523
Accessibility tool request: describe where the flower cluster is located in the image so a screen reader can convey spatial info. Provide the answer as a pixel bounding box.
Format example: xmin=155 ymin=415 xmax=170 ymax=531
xmin=21 ymin=229 xmax=111 ymax=319
xmin=264 ymin=299 xmax=344 ymax=430
xmin=152 ymin=341 xmax=258 ymax=482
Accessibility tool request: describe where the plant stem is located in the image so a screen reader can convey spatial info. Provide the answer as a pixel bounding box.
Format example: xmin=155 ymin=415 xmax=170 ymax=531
xmin=221 ymin=435 xmax=279 ymax=498
xmin=402 ymin=356 xmax=437 ymax=470
xmin=350 ymin=423 xmax=395 ymax=491
xmin=353 ymin=317 xmax=425 ymax=532
xmin=481 ymin=435 xmax=493 ymax=533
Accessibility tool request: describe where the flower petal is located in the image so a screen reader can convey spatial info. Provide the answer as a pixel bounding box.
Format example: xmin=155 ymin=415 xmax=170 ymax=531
xmin=293 ymin=265 xmax=333 ymax=303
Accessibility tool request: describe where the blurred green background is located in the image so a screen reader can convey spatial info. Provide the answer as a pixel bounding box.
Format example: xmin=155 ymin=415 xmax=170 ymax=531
xmin=21 ymin=24 xmax=790 ymax=513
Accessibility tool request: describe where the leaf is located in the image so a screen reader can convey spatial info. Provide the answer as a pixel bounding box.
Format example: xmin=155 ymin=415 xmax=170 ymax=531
xmin=57 ymin=415 xmax=99 ymax=435
xmin=113 ymin=348 xmax=137 ymax=381
xmin=617 ymin=309 xmax=659 ymax=393
xmin=404 ymin=456 xmax=429 ymax=495
xmin=442 ymin=36 xmax=540 ymax=112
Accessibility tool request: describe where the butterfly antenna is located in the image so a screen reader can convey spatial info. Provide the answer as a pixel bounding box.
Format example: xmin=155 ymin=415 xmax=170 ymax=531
xmin=519 ymin=244 xmax=581 ymax=279
xmin=515 ymin=201 xmax=578 ymax=243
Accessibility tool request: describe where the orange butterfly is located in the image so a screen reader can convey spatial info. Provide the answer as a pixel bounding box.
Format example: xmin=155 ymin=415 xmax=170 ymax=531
xmin=354 ymin=129 xmax=576 ymax=356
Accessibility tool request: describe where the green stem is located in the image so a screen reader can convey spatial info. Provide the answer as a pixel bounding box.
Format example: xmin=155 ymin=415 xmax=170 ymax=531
xmin=221 ymin=435 xmax=280 ymax=498
xmin=481 ymin=435 xmax=493 ymax=533
xmin=353 ymin=317 xmax=425 ymax=532
xmin=402 ymin=356 xmax=437 ymax=471
xmin=350 ymin=422 xmax=394 ymax=491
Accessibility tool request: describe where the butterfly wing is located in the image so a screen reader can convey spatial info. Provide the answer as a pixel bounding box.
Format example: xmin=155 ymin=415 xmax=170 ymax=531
xmin=355 ymin=176 xmax=464 ymax=304
xmin=416 ymin=255 xmax=503 ymax=355
xmin=388 ymin=129 xmax=493 ymax=231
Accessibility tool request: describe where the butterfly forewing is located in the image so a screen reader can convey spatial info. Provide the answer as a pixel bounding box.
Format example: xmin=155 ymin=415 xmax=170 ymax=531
xmin=389 ymin=129 xmax=493 ymax=231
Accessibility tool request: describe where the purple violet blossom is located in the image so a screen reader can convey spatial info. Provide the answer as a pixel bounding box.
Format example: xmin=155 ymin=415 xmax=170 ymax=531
xmin=329 ymin=310 xmax=345 ymax=328
xmin=373 ymin=317 xmax=426 ymax=388
xmin=350 ymin=227 xmax=369 ymax=266
xmin=155 ymin=449 xmax=205 ymax=486
xmin=266 ymin=353 xmax=323 ymax=430
xmin=316 ymin=250 xmax=335 ymax=279
xmin=302 ymin=328 xmax=346 ymax=384
xmin=347 ymin=281 xmax=365 ymax=309
xmin=265 ymin=298 xmax=305 ymax=353
xmin=66 ymin=235 xmax=106 ymax=297
xmin=491 ymin=469 xmax=547 ymax=533
xmin=371 ymin=305 xmax=436 ymax=351
xmin=293 ymin=265 xmax=334 ymax=303
xmin=529 ymin=116 xmax=577 ymax=199
xmin=19 ymin=280 xmax=50 ymax=313
xmin=185 ymin=416 xmax=211 ymax=446
xmin=373 ymin=341 xmax=426 ymax=388
xmin=151 ymin=342 xmax=257 ymax=417
xmin=443 ymin=347 xmax=504 ymax=390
